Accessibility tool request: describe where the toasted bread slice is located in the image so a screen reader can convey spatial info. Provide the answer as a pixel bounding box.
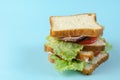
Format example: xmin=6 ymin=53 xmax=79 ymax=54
xmin=44 ymin=38 xmax=105 ymax=52
xmin=48 ymin=53 xmax=109 ymax=75
xmin=50 ymin=13 xmax=103 ymax=37
xmin=82 ymin=53 xmax=109 ymax=74
xmin=82 ymin=38 xmax=105 ymax=51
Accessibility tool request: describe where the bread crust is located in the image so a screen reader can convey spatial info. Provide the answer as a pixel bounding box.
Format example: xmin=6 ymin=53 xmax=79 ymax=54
xmin=44 ymin=45 xmax=53 ymax=53
xmin=50 ymin=28 xmax=103 ymax=37
xmin=82 ymin=45 xmax=105 ymax=51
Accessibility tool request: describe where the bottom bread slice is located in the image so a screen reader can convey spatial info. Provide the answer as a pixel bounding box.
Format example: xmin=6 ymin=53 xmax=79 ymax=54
xmin=48 ymin=53 xmax=109 ymax=75
xmin=82 ymin=53 xmax=109 ymax=74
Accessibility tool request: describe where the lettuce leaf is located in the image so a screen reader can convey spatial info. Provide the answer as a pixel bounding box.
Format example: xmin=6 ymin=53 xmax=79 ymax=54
xmin=46 ymin=36 xmax=83 ymax=61
xmin=50 ymin=54 xmax=86 ymax=72
xmin=105 ymin=41 xmax=112 ymax=52
xmin=99 ymin=37 xmax=112 ymax=53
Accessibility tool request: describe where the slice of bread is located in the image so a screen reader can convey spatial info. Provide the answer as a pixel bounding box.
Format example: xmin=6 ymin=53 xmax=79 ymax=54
xmin=50 ymin=13 xmax=103 ymax=37
xmin=48 ymin=53 xmax=109 ymax=75
xmin=82 ymin=53 xmax=109 ymax=74
xmin=82 ymin=38 xmax=105 ymax=51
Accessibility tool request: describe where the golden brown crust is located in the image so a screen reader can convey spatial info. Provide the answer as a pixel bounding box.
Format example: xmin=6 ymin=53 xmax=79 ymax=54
xmin=82 ymin=53 xmax=109 ymax=75
xmin=50 ymin=28 xmax=103 ymax=37
xmin=83 ymin=45 xmax=105 ymax=51
xmin=44 ymin=45 xmax=53 ymax=53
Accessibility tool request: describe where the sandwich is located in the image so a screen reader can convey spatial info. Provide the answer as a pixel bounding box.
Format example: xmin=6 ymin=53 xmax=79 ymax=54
xmin=44 ymin=13 xmax=112 ymax=75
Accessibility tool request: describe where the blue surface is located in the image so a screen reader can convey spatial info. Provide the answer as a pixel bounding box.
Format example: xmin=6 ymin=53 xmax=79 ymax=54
xmin=0 ymin=0 xmax=119 ymax=80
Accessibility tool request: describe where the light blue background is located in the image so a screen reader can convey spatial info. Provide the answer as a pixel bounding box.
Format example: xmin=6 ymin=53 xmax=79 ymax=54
xmin=0 ymin=0 xmax=119 ymax=80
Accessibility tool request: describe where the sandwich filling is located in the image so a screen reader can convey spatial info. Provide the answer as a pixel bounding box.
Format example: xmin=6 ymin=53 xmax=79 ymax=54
xmin=45 ymin=36 xmax=112 ymax=72
xmin=60 ymin=36 xmax=97 ymax=44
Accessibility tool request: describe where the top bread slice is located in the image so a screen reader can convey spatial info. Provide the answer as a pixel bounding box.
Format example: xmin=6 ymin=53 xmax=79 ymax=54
xmin=50 ymin=13 xmax=104 ymax=37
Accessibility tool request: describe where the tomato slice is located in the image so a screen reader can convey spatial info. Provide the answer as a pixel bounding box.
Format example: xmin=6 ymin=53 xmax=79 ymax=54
xmin=79 ymin=37 xmax=97 ymax=45
xmin=94 ymin=51 xmax=101 ymax=56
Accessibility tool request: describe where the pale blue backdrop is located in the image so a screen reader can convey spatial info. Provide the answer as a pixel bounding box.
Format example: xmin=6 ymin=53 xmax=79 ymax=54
xmin=0 ymin=0 xmax=119 ymax=80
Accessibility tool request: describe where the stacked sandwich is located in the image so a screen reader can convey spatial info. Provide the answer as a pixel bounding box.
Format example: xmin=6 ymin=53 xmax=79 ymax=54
xmin=44 ymin=13 xmax=111 ymax=74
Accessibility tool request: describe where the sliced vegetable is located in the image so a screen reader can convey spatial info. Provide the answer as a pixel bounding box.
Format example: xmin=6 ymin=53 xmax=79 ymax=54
xmin=94 ymin=51 xmax=101 ymax=56
xmin=79 ymin=37 xmax=97 ymax=45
